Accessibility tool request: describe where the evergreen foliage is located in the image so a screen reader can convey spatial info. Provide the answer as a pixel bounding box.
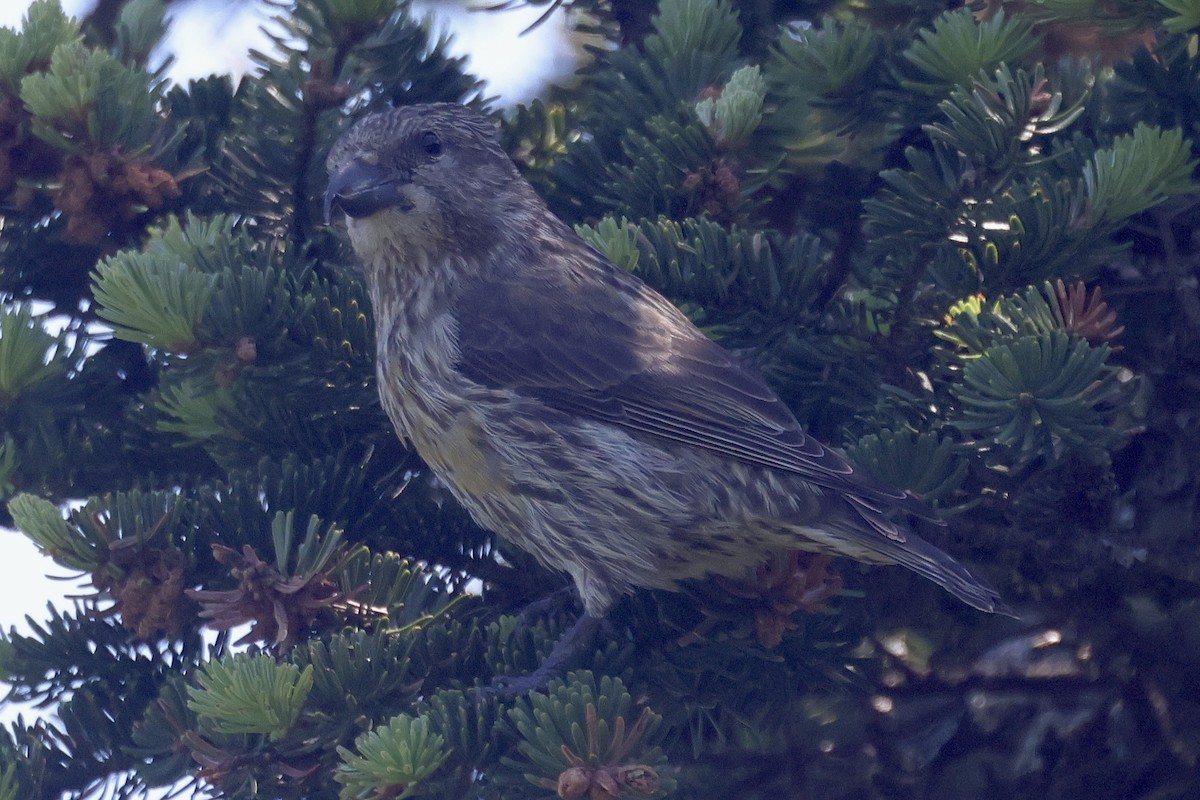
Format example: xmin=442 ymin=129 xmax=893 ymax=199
xmin=1 ymin=0 xmax=1198 ymax=797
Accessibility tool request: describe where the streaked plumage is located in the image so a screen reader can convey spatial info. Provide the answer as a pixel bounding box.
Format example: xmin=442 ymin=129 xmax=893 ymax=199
xmin=326 ymin=103 xmax=1003 ymax=620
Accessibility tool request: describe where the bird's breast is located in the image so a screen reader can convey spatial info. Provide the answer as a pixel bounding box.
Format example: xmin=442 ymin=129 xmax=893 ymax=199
xmin=374 ymin=303 xmax=514 ymax=502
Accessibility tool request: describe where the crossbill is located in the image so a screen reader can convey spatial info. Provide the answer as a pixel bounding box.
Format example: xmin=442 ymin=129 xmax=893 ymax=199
xmin=325 ymin=104 xmax=1003 ymax=659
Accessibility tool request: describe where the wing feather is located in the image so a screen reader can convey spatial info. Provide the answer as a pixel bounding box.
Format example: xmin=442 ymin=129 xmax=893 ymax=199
xmin=454 ymin=240 xmax=928 ymax=531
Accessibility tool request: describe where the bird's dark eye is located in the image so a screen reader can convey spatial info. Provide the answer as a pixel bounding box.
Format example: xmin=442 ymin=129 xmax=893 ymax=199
xmin=420 ymin=131 xmax=442 ymax=157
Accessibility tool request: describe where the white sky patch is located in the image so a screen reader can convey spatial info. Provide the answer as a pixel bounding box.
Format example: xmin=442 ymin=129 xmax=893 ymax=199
xmin=4 ymin=1 xmax=577 ymax=102
xmin=1 ymin=304 xmax=94 ymax=727
xmin=0 ymin=0 xmax=90 ymax=29
xmin=413 ymin=1 xmax=577 ymax=104
xmin=161 ymin=0 xmax=265 ymax=83
xmin=0 ymin=524 xmax=90 ymax=727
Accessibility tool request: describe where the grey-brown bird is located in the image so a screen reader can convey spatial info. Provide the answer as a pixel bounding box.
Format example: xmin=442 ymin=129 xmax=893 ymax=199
xmin=326 ymin=103 xmax=1003 ymax=678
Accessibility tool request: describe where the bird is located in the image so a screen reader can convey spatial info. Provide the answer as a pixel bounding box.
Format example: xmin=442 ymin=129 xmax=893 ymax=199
xmin=325 ymin=103 xmax=1004 ymax=684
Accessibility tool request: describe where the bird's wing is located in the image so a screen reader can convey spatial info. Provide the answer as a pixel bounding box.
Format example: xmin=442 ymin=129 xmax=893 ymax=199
xmin=453 ymin=240 xmax=930 ymax=535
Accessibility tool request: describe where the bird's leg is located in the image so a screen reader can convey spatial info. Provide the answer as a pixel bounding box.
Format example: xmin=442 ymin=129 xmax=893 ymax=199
xmin=515 ymin=584 xmax=579 ymax=626
xmin=483 ymin=613 xmax=602 ymax=699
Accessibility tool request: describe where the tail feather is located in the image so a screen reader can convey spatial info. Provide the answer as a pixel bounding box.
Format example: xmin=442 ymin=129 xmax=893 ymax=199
xmin=885 ymin=532 xmax=1012 ymax=615
xmin=825 ymin=511 xmax=1012 ymax=615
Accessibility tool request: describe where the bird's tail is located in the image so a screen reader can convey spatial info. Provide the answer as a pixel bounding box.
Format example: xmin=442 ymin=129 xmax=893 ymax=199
xmin=847 ymin=525 xmax=1013 ymax=615
xmin=824 ymin=494 xmax=1013 ymax=616
xmin=888 ymin=532 xmax=1012 ymax=615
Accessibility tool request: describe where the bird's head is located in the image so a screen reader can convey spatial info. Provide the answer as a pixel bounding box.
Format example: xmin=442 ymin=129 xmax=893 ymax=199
xmin=326 ymin=103 xmax=525 ymax=264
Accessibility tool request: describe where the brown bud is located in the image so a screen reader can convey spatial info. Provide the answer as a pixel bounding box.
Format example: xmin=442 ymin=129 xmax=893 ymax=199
xmin=214 ymin=361 xmax=238 ymax=388
xmin=234 ymin=337 xmax=257 ymax=362
xmin=557 ymin=765 xmax=591 ymax=800
xmin=712 ymin=162 xmax=740 ymax=205
xmin=1055 ymin=279 xmax=1124 ymax=350
xmin=305 ymin=78 xmax=354 ymax=111
xmin=591 ymin=767 xmax=622 ymax=799
xmin=8 ymin=183 xmax=35 ymax=211
xmin=753 ymin=608 xmax=794 ymax=649
xmin=619 ymin=765 xmax=660 ymax=794
xmin=124 ymin=160 xmax=181 ymax=209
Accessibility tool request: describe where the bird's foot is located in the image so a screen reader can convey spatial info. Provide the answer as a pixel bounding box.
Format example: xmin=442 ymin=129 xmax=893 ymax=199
xmin=515 ymin=585 xmax=579 ymax=626
xmin=477 ymin=614 xmax=602 ymax=700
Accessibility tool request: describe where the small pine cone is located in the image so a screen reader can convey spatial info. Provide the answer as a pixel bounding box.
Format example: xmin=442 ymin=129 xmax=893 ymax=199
xmin=123 ymin=160 xmax=181 ymax=209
